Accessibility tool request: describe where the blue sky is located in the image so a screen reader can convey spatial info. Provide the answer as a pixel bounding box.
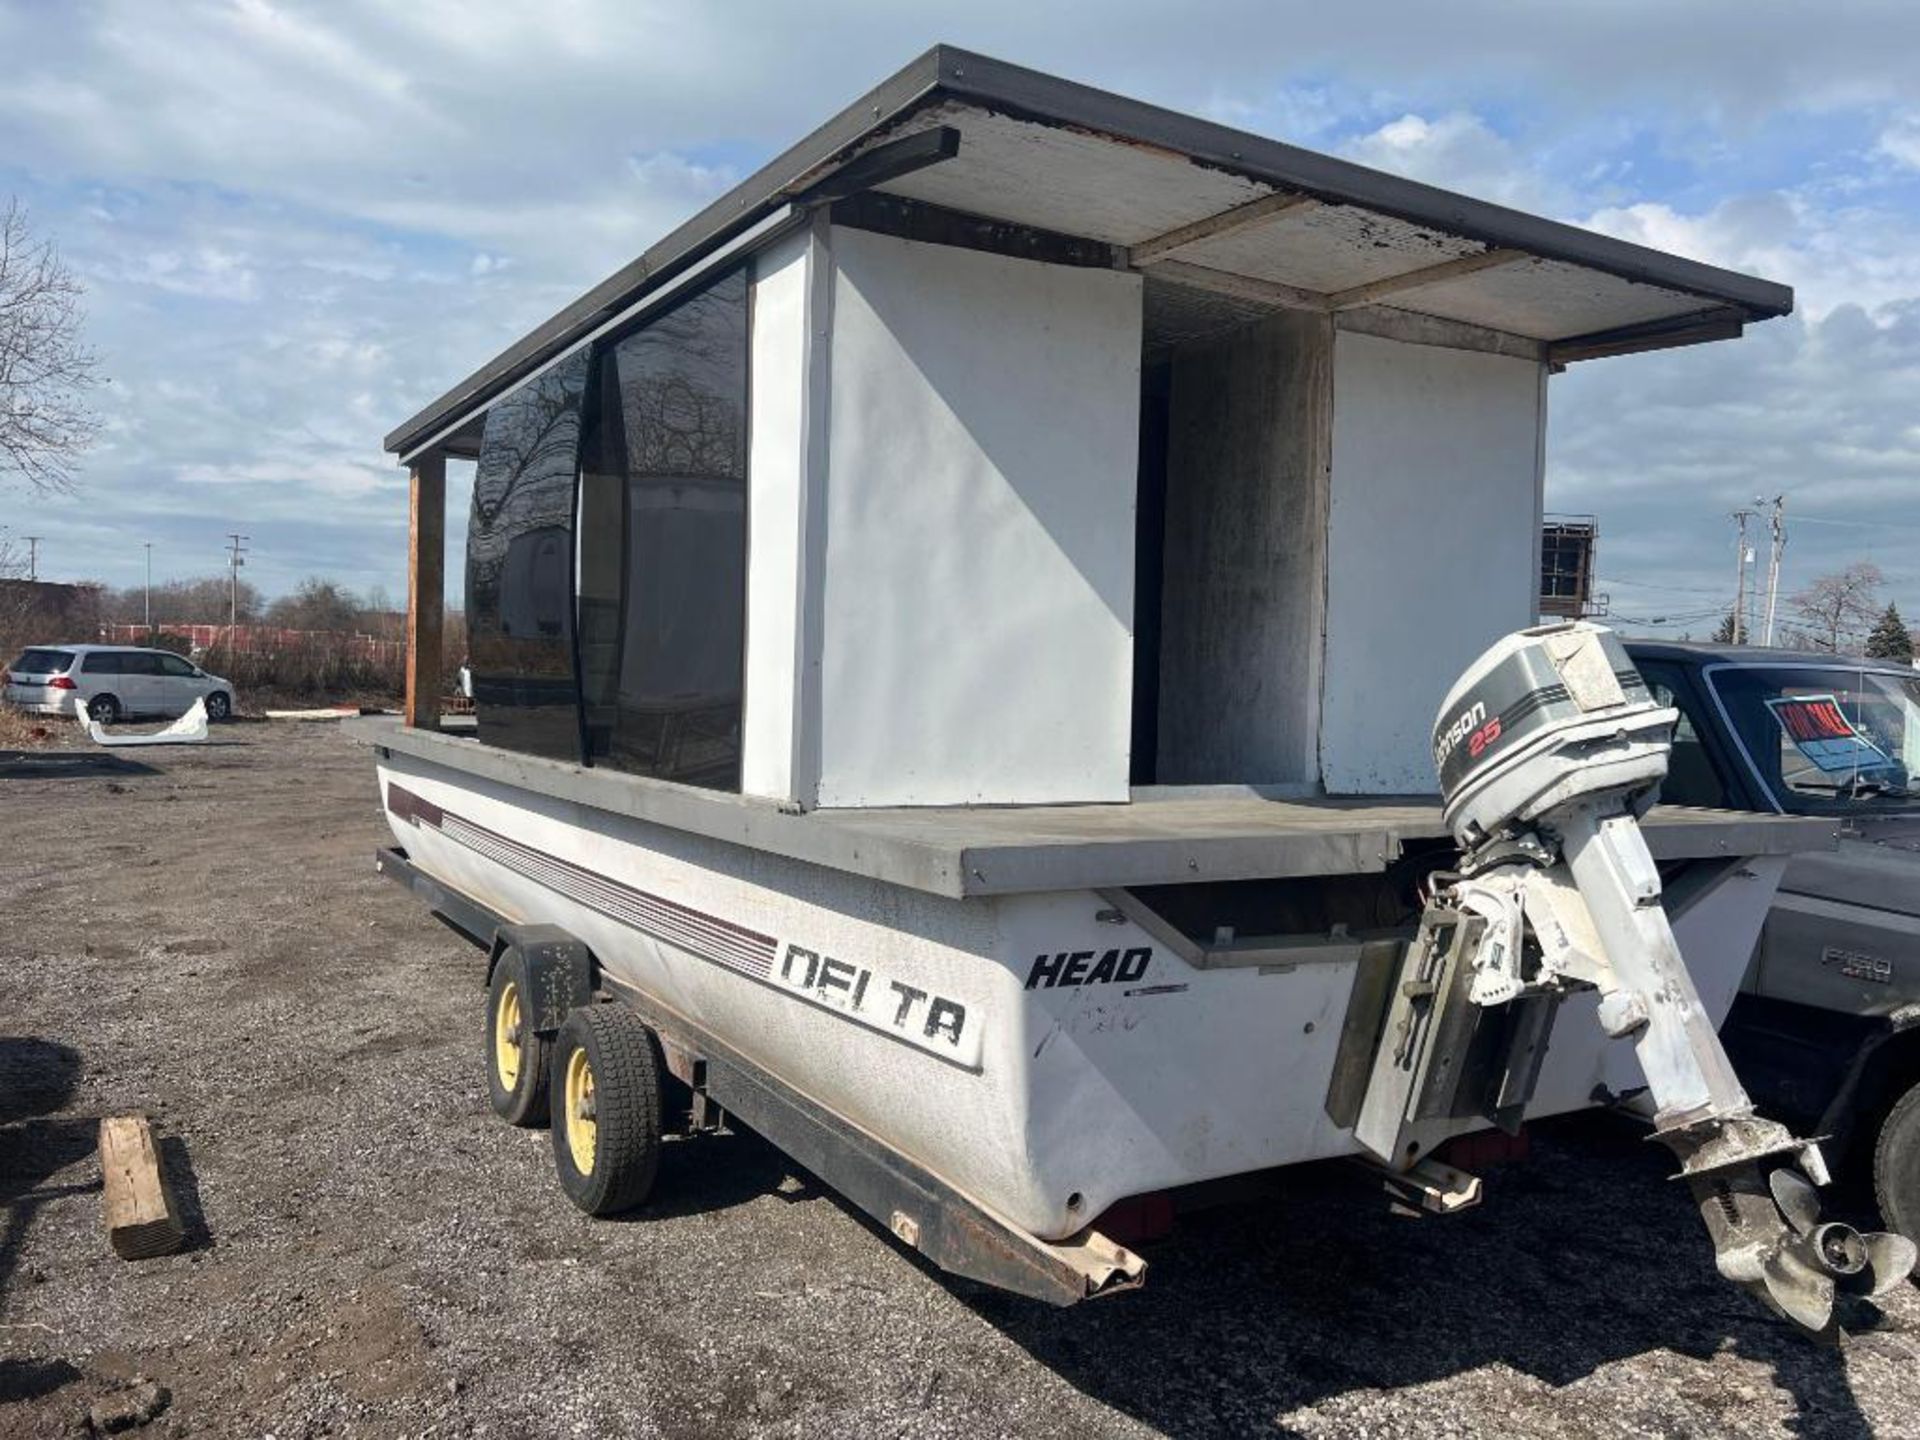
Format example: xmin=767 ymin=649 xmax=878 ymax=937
xmin=3 ymin=1 xmax=1919 ymax=638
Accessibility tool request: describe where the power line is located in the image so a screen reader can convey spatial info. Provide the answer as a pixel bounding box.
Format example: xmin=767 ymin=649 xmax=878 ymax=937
xmin=1598 ymin=576 xmax=1728 ymax=596
xmin=1790 ymin=514 xmax=1920 ymax=534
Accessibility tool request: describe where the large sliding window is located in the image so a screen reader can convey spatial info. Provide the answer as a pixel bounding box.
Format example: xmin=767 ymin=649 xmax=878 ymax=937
xmin=466 ymin=349 xmax=590 ymax=760
xmin=577 ymin=270 xmax=749 ymax=789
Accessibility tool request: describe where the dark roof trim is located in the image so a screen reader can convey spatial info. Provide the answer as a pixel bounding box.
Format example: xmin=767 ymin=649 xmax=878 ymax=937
xmin=1547 ymin=307 xmax=1746 ymax=365
xmin=387 ymin=43 xmax=1796 ymax=458
xmin=829 ymin=191 xmax=1119 ymax=269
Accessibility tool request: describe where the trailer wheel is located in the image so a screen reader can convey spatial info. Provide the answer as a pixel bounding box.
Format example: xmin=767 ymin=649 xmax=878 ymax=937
xmin=549 ymin=1006 xmax=662 ymax=1216
xmin=486 ymin=951 xmax=551 ymax=1127
xmin=1873 ymin=1078 xmax=1920 ymax=1246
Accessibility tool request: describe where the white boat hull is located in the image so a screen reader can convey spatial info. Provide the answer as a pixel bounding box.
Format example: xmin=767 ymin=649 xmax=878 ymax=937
xmin=377 ymin=749 xmax=1785 ymax=1242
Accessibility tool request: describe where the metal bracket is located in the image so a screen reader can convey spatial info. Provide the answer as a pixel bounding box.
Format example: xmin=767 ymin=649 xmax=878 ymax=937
xmin=792 ymin=126 xmax=961 ymax=206
xmin=1350 ymin=1155 xmax=1484 ymax=1217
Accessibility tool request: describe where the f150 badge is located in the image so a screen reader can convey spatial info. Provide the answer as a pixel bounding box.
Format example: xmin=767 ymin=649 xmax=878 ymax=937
xmin=1822 ymin=946 xmax=1893 ymax=985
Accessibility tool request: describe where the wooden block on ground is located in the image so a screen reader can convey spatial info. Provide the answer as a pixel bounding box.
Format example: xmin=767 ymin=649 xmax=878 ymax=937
xmin=99 ymin=1115 xmax=184 ymax=1260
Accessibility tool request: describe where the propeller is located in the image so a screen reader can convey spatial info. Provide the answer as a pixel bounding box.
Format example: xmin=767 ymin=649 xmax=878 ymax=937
xmin=1757 ymin=1167 xmax=1918 ymax=1332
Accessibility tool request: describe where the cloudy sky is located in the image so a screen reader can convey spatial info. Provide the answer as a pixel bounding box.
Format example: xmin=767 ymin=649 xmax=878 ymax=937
xmin=3 ymin=0 xmax=1919 ymax=638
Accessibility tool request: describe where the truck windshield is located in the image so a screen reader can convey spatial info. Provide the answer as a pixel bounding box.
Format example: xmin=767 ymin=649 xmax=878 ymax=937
xmin=1709 ymin=663 xmax=1920 ymax=814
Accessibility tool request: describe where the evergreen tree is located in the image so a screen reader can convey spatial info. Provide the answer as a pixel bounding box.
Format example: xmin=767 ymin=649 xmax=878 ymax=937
xmin=1712 ymin=611 xmax=1739 ymax=644
xmin=1865 ymin=602 xmax=1914 ymax=663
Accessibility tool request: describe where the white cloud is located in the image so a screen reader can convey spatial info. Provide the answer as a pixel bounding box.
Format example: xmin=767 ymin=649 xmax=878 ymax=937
xmin=1342 ymin=110 xmax=1558 ymax=210
xmin=1879 ymin=112 xmax=1920 ymax=168
xmin=1583 ymin=190 xmax=1920 ymax=321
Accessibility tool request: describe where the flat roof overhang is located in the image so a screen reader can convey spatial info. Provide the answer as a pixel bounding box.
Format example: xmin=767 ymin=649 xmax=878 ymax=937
xmin=386 ymin=44 xmax=1795 ymax=462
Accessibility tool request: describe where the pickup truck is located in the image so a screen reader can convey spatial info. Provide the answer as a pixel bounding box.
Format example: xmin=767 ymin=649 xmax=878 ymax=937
xmin=1624 ymin=640 xmax=1920 ymax=1241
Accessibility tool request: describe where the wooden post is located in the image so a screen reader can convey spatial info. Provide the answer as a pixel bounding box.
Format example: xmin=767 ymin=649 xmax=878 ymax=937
xmin=99 ymin=1116 xmax=184 ymax=1260
xmin=405 ymin=450 xmax=446 ymax=729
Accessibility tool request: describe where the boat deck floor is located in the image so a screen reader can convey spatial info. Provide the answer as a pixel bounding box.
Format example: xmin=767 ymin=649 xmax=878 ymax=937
xmin=353 ymin=717 xmax=1834 ymax=899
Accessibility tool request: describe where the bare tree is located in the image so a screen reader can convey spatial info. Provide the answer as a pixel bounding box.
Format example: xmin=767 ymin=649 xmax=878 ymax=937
xmin=266 ymin=577 xmax=364 ymax=632
xmin=101 ymin=575 xmax=261 ymax=627
xmin=1789 ymin=562 xmax=1884 ymax=654
xmin=0 ymin=199 xmax=101 ymax=493
xmin=0 ymin=534 xmax=31 ymax=652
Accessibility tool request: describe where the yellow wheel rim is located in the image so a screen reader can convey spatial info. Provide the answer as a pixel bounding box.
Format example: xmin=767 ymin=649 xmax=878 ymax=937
xmin=494 ymin=981 xmax=523 ymax=1092
xmin=564 ymin=1047 xmax=597 ymax=1175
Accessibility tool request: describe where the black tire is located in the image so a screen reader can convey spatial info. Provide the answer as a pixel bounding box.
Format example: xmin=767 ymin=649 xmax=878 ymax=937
xmin=1873 ymin=1078 xmax=1920 ymax=1246
xmin=205 ymin=692 xmax=232 ymax=722
xmin=549 ymin=1006 xmax=662 ymax=1216
xmin=486 ymin=950 xmax=551 ymax=1127
xmin=86 ymin=694 xmax=121 ymax=724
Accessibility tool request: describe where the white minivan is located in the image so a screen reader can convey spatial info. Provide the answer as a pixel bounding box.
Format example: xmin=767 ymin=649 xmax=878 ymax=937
xmin=3 ymin=644 xmax=236 ymax=723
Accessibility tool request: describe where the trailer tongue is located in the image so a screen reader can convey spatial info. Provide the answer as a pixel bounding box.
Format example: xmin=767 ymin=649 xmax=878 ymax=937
xmin=1355 ymin=621 xmax=1916 ymax=1334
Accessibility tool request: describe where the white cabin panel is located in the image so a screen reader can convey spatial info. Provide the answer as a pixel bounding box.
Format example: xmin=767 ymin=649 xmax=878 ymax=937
xmin=741 ymin=229 xmax=813 ymax=802
xmin=1321 ymin=331 xmax=1546 ymax=794
xmin=816 ymin=226 xmax=1141 ymax=807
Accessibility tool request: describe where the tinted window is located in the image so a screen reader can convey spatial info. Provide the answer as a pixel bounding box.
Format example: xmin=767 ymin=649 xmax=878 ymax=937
xmin=12 ymin=649 xmax=74 ymax=675
xmin=467 ymin=349 xmax=591 ymax=760
xmin=154 ymin=653 xmax=196 ymax=677
xmin=577 ymin=270 xmax=748 ymax=789
xmin=82 ymin=652 xmax=124 ymax=675
xmin=1639 ymin=664 xmax=1729 ymax=809
xmin=120 ymin=652 xmax=162 ymax=676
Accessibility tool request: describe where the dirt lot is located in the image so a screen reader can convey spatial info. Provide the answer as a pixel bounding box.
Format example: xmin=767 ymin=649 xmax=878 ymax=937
xmin=2 ymin=725 xmax=1918 ymax=1439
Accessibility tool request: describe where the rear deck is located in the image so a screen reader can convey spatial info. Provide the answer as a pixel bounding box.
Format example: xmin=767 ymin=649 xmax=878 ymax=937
xmin=357 ymin=717 xmax=1834 ymax=898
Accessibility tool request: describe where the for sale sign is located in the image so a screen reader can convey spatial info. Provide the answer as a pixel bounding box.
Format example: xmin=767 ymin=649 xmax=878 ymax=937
xmin=1765 ymin=694 xmax=1899 ymax=776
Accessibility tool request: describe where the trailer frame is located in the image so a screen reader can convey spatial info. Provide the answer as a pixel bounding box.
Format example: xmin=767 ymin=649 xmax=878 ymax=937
xmin=374 ymin=844 xmax=1147 ymax=1306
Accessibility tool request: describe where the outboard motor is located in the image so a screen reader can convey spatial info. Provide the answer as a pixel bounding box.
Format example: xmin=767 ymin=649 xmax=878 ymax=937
xmin=1354 ymin=620 xmax=1914 ymax=1335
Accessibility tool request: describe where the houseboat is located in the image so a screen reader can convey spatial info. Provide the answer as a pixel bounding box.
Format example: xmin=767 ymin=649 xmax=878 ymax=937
xmin=356 ymin=47 xmax=1908 ymax=1331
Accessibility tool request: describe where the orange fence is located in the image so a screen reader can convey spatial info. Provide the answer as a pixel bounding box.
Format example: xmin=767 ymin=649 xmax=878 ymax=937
xmin=101 ymin=623 xmax=404 ymax=663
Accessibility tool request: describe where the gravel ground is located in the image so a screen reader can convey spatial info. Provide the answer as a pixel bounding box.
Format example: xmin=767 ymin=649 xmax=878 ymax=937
xmin=1 ymin=725 xmax=1917 ymax=1439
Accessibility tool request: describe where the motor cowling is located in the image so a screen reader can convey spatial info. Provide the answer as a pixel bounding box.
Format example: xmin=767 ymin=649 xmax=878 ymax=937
xmin=1432 ymin=621 xmax=1676 ymax=852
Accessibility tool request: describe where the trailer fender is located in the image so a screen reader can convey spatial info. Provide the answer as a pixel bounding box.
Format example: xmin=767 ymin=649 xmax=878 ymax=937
xmin=489 ymin=924 xmax=596 ymax=1036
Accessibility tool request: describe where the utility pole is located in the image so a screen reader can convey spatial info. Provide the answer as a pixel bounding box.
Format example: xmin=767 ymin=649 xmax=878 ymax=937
xmin=24 ymin=535 xmax=41 ymax=581
xmin=1762 ymin=496 xmax=1787 ymax=646
xmin=143 ymin=541 xmax=153 ymax=634
xmin=226 ymin=533 xmax=250 ymax=642
xmin=1730 ymin=508 xmax=1755 ymax=645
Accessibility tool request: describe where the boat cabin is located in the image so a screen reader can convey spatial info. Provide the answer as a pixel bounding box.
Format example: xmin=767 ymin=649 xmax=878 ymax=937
xmin=387 ymin=47 xmax=1790 ymax=812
